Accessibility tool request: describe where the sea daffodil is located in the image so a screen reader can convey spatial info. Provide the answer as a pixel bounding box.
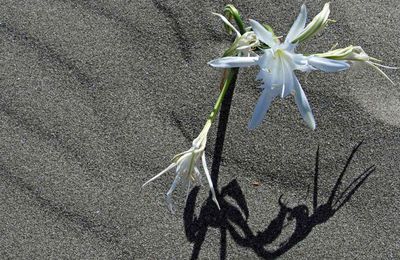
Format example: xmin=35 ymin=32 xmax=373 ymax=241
xmin=209 ymin=4 xmax=349 ymax=129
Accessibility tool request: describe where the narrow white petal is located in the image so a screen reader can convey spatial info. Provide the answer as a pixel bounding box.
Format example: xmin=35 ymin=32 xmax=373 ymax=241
xmin=368 ymin=62 xmax=396 ymax=85
xmin=281 ymin=74 xmax=286 ymax=98
xmin=249 ymin=19 xmax=276 ymax=47
xmin=236 ymin=45 xmax=251 ymax=50
xmin=201 ymin=153 xmax=221 ymax=210
xmin=292 ymin=75 xmax=316 ymax=129
xmin=176 ymin=153 xmax=191 ymax=173
xmin=257 ymin=50 xmax=274 ymax=69
xmin=370 ymin=62 xmax=398 ymax=70
xmin=142 ymin=163 xmax=176 ymax=187
xmin=212 ymin=12 xmax=241 ymax=37
xmin=290 ymin=53 xmax=309 ymax=71
xmin=256 ymin=68 xmax=273 ymax=90
xmin=193 ymin=166 xmax=203 ymax=186
xmin=256 ymin=69 xmax=269 ymax=81
xmin=308 ymin=56 xmax=350 ymax=72
xmin=271 ymin=59 xmax=284 ymax=86
xmin=282 ymin=62 xmax=294 ymax=97
xmin=279 ymin=58 xmax=294 ymax=98
xmin=165 ymin=174 xmax=181 ymax=214
xmin=285 ymin=4 xmax=307 ymax=43
xmin=208 ymin=56 xmax=259 ymax=68
xmin=185 ymin=180 xmax=191 ymax=204
xmin=248 ymin=86 xmax=280 ymax=129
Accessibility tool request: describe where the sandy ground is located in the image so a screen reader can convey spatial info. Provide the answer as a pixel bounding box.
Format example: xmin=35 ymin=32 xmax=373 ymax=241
xmin=0 ymin=0 xmax=399 ymax=259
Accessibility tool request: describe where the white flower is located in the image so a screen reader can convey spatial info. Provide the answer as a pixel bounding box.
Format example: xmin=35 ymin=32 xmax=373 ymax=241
xmin=142 ymin=122 xmax=220 ymax=213
xmin=208 ymin=4 xmax=350 ymax=130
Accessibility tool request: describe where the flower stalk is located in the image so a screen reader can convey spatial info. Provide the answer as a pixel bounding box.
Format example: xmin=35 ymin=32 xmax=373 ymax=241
xmin=209 ymin=68 xmax=236 ymax=122
xmin=142 ymin=6 xmax=243 ymax=213
xmin=223 ymin=4 xmax=246 ymax=35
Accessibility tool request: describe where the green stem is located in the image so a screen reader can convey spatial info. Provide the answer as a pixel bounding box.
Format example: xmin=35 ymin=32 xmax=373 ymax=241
xmin=207 ymin=68 xmax=236 ymax=123
xmin=224 ymin=5 xmax=246 ymax=35
xmin=204 ymin=5 xmax=243 ymax=129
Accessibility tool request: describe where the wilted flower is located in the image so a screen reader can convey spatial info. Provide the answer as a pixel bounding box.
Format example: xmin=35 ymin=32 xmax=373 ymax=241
xmin=209 ymin=4 xmax=349 ymax=129
xmin=142 ymin=121 xmax=220 ymax=213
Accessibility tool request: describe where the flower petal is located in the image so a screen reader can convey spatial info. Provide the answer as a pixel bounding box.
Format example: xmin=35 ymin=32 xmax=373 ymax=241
xmin=176 ymin=152 xmax=192 ymax=173
xmin=292 ymin=75 xmax=316 ymax=129
xmin=201 ymin=153 xmax=220 ymax=210
xmin=248 ymin=85 xmax=280 ymax=129
xmin=212 ymin=12 xmax=241 ymax=37
xmin=194 ymin=166 xmax=202 ymax=185
xmin=256 ymin=52 xmax=274 ymax=81
xmin=257 ymin=50 xmax=274 ymax=69
xmin=367 ymin=61 xmax=396 ymax=85
xmin=271 ymin=58 xmax=284 ymax=86
xmin=185 ymin=180 xmax=192 ymax=204
xmin=285 ymin=4 xmax=307 ymax=43
xmin=142 ymin=163 xmax=176 ymax=187
xmin=249 ymin=19 xmax=276 ymax=47
xmin=281 ymin=62 xmax=295 ymax=97
xmin=290 ymin=53 xmax=310 ymax=71
xmin=208 ymin=56 xmax=259 ymax=68
xmin=165 ymin=173 xmax=181 ymax=214
xmin=308 ymin=56 xmax=350 ymax=72
xmin=256 ymin=69 xmax=269 ymax=81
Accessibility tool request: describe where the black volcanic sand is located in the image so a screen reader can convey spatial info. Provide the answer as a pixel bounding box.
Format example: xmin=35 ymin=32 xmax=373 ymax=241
xmin=0 ymin=0 xmax=399 ymax=259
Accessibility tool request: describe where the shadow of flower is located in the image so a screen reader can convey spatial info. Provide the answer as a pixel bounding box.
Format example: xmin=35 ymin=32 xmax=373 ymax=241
xmin=184 ymin=141 xmax=375 ymax=259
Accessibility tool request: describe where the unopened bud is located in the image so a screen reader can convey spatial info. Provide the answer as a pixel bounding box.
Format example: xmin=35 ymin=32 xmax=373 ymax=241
xmin=291 ymin=3 xmax=331 ymax=44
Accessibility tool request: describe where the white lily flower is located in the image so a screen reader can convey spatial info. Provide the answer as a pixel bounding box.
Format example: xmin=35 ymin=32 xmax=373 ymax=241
xmin=209 ymin=4 xmax=350 ymax=129
xmin=142 ymin=121 xmax=220 ymax=213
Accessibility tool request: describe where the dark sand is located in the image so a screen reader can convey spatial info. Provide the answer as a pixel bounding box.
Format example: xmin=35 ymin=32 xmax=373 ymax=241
xmin=0 ymin=0 xmax=399 ymax=259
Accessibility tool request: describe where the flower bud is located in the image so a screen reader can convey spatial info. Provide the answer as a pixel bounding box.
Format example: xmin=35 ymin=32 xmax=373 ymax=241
xmin=316 ymin=46 xmax=397 ymax=85
xmin=223 ymin=4 xmax=246 ymax=34
xmin=315 ymin=45 xmax=369 ymax=61
xmin=291 ymin=3 xmax=331 ymax=44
